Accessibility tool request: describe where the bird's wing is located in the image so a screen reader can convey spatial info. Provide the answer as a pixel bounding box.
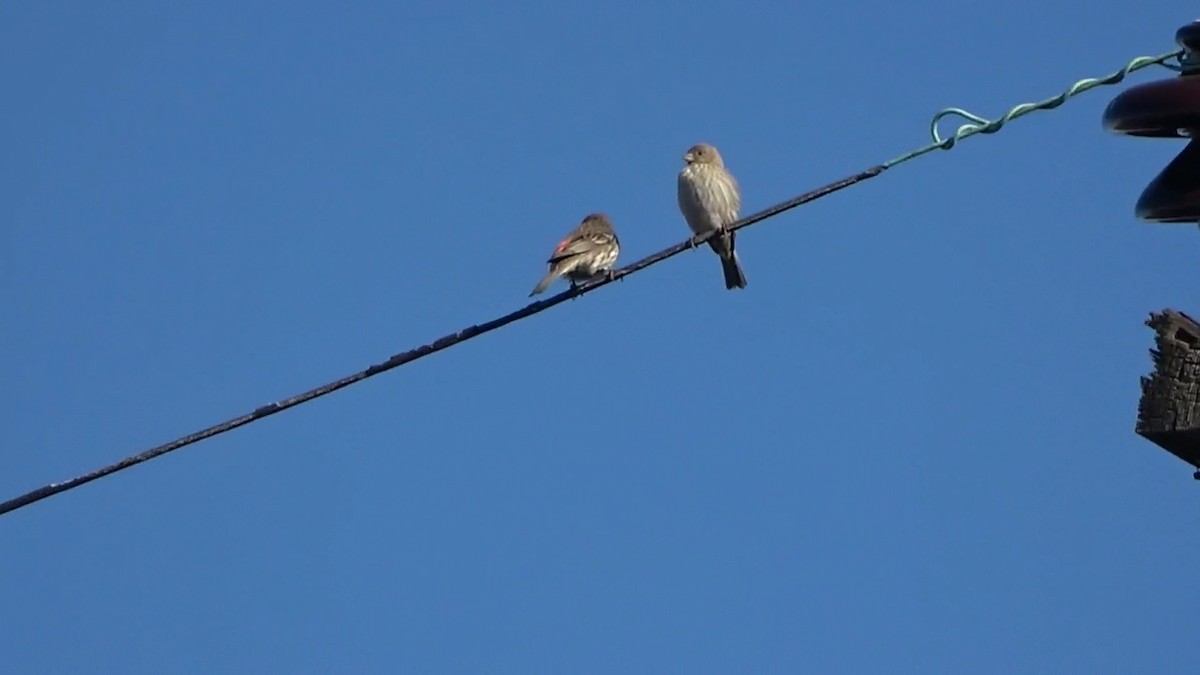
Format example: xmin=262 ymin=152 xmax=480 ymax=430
xmin=700 ymin=169 xmax=741 ymax=226
xmin=716 ymin=170 xmax=741 ymax=221
xmin=548 ymin=231 xmax=611 ymax=264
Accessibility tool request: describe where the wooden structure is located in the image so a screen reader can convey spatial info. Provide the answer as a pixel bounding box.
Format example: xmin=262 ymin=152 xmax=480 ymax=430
xmin=1137 ymin=310 xmax=1200 ymax=477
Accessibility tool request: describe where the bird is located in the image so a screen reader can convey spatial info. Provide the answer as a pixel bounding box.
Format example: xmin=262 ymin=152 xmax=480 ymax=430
xmin=529 ymin=213 xmax=621 ymax=296
xmin=677 ymin=142 xmax=747 ymax=290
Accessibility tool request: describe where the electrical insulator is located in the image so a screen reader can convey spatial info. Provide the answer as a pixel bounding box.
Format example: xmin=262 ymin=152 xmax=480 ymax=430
xmin=1104 ymin=21 xmax=1200 ymax=222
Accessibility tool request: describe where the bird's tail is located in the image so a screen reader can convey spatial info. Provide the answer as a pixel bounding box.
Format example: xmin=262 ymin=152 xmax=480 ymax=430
xmin=529 ymin=270 xmax=560 ymax=296
xmin=720 ymin=251 xmax=747 ymax=290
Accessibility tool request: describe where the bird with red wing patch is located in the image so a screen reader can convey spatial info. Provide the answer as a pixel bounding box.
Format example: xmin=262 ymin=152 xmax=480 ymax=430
xmin=529 ymin=213 xmax=621 ymax=296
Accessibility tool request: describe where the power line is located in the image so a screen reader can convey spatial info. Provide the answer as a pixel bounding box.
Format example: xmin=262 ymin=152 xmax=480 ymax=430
xmin=0 ymin=49 xmax=1181 ymax=517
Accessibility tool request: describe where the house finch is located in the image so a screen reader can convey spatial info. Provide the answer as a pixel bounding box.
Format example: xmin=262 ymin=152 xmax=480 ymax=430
xmin=677 ymin=142 xmax=747 ymax=290
xmin=529 ymin=213 xmax=621 ymax=296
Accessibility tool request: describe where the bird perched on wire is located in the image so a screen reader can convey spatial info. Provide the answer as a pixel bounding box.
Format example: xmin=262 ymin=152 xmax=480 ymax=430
xmin=677 ymin=142 xmax=747 ymax=290
xmin=529 ymin=213 xmax=621 ymax=296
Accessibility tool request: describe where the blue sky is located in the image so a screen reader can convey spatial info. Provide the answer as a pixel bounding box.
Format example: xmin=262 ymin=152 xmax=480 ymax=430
xmin=3 ymin=2 xmax=1197 ymax=672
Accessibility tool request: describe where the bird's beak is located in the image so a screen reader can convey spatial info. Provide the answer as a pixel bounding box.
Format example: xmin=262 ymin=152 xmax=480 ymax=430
xmin=682 ymin=152 xmax=694 ymax=163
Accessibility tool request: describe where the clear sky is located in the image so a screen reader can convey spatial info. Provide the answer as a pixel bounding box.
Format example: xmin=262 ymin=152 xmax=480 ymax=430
xmin=3 ymin=2 xmax=1197 ymax=673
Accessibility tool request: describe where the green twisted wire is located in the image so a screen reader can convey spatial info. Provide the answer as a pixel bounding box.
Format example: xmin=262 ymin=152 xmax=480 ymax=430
xmin=883 ymin=49 xmax=1185 ymax=169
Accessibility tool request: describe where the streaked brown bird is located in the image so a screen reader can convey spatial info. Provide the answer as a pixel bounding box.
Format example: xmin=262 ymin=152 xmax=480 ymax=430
xmin=677 ymin=142 xmax=747 ymax=290
xmin=529 ymin=213 xmax=621 ymax=296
